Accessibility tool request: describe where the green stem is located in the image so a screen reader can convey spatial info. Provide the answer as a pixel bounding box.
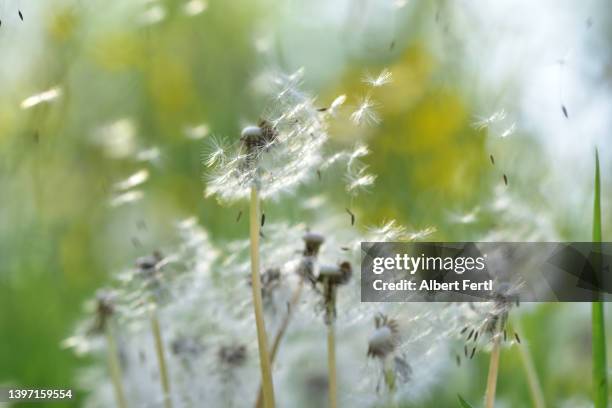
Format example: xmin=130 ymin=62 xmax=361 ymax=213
xmin=255 ymin=278 xmax=305 ymax=408
xmin=514 ymin=320 xmax=545 ymax=408
xmin=485 ymin=336 xmax=501 ymax=408
xmin=105 ymin=324 xmax=128 ymax=408
xmin=249 ymin=186 xmax=276 ymax=408
xmin=151 ymin=311 xmax=172 ymax=408
xmin=592 ymin=149 xmax=608 ymax=408
xmin=327 ymin=321 xmax=337 ymax=408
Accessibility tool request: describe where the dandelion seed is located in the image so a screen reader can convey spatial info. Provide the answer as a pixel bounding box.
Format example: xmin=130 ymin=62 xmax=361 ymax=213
xmin=474 ymin=331 xmax=479 ymax=342
xmin=109 ymin=190 xmax=144 ymax=207
xmin=490 ymin=154 xmax=495 ymax=165
xmin=18 ymin=10 xmax=23 ymax=20
xmin=389 ymin=40 xmax=395 ymax=50
xmin=561 ymin=105 xmax=569 ymax=118
xmin=183 ymin=0 xmax=207 ymax=16
xmin=504 ymin=330 xmax=507 ymax=342
xmin=471 ymin=110 xmax=507 ymax=130
xmin=92 ymin=119 xmax=137 ymax=159
xmin=21 ymin=87 xmax=62 ymax=109
xmin=345 ymin=165 xmax=377 ymax=195
xmin=139 ymin=3 xmax=166 ymax=25
xmin=514 ymin=332 xmax=521 ymax=344
xmin=500 ymin=123 xmax=516 ymax=138
xmin=203 ymin=135 xmax=227 ymax=168
xmin=113 ymin=169 xmax=149 ymax=191
xmin=503 ymin=174 xmax=508 ymax=186
xmin=362 ymin=68 xmax=393 ymax=88
xmin=470 ymin=347 xmax=476 ymax=359
xmin=467 ymin=329 xmax=474 ymax=341
xmin=456 ymin=355 xmax=461 ymax=366
xmin=350 ymin=95 xmax=381 ymax=126
xmin=261 ymin=213 xmax=266 ymax=227
xmin=236 ymin=211 xmax=242 ymax=222
xmin=136 ymin=147 xmax=161 ymax=163
xmin=346 ymin=208 xmax=355 ymax=226
xmin=461 ymin=327 xmax=468 ymax=334
xmin=185 ymin=123 xmax=210 ymax=140
xmin=464 ymin=345 xmax=468 ymax=357
xmin=328 ymin=94 xmax=346 ymax=116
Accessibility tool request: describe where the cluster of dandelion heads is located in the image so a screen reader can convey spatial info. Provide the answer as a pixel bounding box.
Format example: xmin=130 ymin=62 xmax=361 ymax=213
xmin=204 ymin=68 xmax=330 ymax=202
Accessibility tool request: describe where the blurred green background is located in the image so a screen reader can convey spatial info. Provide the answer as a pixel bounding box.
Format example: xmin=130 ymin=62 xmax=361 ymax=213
xmin=1 ymin=0 xmax=611 ymax=406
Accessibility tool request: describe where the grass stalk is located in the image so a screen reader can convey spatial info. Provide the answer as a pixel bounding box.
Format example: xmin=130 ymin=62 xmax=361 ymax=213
xmin=484 ymin=336 xmax=501 ymax=408
xmin=592 ymin=149 xmax=608 ymax=408
xmin=514 ymin=320 xmax=545 ymax=408
xmin=249 ymin=186 xmax=276 ymax=408
xmin=105 ymin=323 xmax=128 ymax=408
xmin=151 ymin=311 xmax=172 ymax=408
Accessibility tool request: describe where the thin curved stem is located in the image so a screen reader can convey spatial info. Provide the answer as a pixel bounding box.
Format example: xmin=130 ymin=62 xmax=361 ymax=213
xmin=327 ymin=321 xmax=337 ymax=408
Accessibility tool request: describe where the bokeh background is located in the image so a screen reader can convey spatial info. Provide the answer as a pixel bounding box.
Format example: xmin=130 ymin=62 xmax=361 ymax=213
xmin=1 ymin=0 xmax=612 ymax=406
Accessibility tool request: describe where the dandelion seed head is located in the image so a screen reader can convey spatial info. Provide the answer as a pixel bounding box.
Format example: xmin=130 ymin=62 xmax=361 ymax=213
xmin=205 ymin=69 xmax=329 ymax=202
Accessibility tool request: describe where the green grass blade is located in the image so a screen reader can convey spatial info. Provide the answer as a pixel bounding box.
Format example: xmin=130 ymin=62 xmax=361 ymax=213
xmin=592 ymin=148 xmax=608 ymax=408
xmin=457 ymin=394 xmax=475 ymax=408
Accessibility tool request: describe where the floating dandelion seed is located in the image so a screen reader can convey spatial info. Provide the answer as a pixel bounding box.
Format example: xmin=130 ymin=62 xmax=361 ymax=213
xmin=471 ymin=110 xmax=507 ymax=130
xmin=490 ymin=154 xmax=495 ymax=165
xmin=21 ymin=87 xmax=62 ymax=109
xmin=185 ymin=123 xmax=210 ymax=140
xmin=113 ymin=169 xmax=149 ymax=191
xmin=350 ymin=94 xmax=381 ymax=126
xmin=139 ymin=3 xmax=166 ymax=25
xmin=561 ymin=105 xmax=569 ymax=118
xmin=183 ymin=0 xmax=207 ymax=16
xmin=236 ymin=210 xmax=242 ymax=222
xmin=345 ymin=165 xmax=377 ymax=195
xmin=109 ymin=190 xmax=144 ymax=207
xmin=500 ymin=123 xmax=516 ymax=138
xmin=345 ymin=208 xmax=355 ymax=226
xmin=18 ymin=10 xmax=23 ymax=20
xmin=362 ymin=68 xmax=393 ymax=87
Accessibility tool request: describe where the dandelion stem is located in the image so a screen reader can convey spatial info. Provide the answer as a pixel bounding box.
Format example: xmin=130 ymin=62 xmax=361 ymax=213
xmin=255 ymin=278 xmax=305 ymax=408
xmin=485 ymin=336 xmax=501 ymax=408
xmin=327 ymin=321 xmax=337 ymax=408
xmin=592 ymin=149 xmax=608 ymax=408
xmin=151 ymin=311 xmax=172 ymax=408
xmin=249 ymin=186 xmax=276 ymax=408
xmin=514 ymin=320 xmax=545 ymax=408
xmin=105 ymin=324 xmax=128 ymax=408
xmin=383 ymin=358 xmax=396 ymax=394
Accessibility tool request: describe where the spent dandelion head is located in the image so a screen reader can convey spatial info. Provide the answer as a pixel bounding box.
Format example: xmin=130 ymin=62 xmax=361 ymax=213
xmin=205 ymin=69 xmax=329 ymax=202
